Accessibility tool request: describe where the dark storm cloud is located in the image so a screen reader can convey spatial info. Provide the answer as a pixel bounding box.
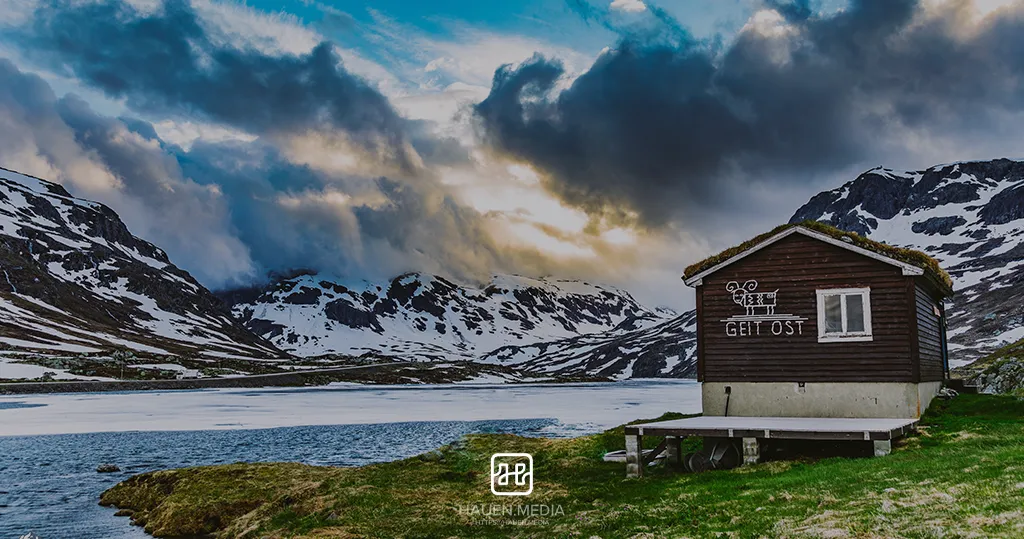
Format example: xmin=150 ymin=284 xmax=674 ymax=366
xmin=19 ymin=0 xmax=466 ymax=172
xmin=0 ymin=59 xmax=257 ymax=285
xmin=176 ymin=139 xmax=505 ymax=281
xmin=0 ymin=58 xmax=512 ymax=287
xmin=763 ymin=0 xmax=813 ymax=22
xmin=475 ymin=0 xmax=1024 ymax=226
xmin=0 ymin=0 xmax=513 ymax=287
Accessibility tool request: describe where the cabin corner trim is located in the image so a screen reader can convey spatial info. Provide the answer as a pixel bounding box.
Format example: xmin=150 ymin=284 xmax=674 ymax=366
xmin=682 ymin=227 xmax=925 ymax=287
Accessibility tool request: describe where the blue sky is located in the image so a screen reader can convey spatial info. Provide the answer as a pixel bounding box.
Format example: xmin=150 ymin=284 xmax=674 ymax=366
xmin=0 ymin=0 xmax=1022 ymax=309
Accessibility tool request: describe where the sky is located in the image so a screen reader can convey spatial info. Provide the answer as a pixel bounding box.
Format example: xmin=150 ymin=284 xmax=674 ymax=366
xmin=1 ymin=0 xmax=1023 ymax=310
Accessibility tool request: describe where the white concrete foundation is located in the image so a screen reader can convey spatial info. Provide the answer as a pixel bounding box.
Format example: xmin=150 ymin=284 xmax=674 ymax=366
xmin=703 ymin=381 xmax=942 ymax=419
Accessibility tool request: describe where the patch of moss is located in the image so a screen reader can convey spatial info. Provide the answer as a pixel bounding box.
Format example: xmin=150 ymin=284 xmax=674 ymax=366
xmin=682 ymin=220 xmax=953 ymax=292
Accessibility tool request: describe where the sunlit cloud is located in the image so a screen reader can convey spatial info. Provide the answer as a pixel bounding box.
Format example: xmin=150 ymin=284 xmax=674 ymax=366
xmin=610 ymin=0 xmax=647 ymax=14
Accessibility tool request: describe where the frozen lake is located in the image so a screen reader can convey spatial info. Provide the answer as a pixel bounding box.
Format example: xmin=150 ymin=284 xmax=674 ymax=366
xmin=0 ymin=379 xmax=700 ymax=538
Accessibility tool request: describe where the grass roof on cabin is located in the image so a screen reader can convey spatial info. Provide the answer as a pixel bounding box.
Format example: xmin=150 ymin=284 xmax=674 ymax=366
xmin=683 ymin=220 xmax=953 ymax=291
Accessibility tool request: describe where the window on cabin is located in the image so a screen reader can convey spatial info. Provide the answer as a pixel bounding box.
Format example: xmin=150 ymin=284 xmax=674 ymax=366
xmin=816 ymin=288 xmax=872 ymax=342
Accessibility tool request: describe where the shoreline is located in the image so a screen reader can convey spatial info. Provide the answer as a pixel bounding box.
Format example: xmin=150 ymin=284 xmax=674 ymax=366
xmin=93 ymin=395 xmax=1024 ymax=538
xmin=0 ymin=362 xmax=617 ymax=395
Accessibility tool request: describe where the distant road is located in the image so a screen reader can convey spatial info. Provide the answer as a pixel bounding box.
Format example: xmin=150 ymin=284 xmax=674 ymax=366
xmin=0 ymin=362 xmax=409 ymax=395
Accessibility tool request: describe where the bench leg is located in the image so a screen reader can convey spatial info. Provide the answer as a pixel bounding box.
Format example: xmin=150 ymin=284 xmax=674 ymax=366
xmin=666 ymin=436 xmax=682 ymax=465
xmin=625 ymin=434 xmax=642 ymax=478
xmin=742 ymin=437 xmax=760 ymax=466
xmin=873 ymin=440 xmax=891 ymax=457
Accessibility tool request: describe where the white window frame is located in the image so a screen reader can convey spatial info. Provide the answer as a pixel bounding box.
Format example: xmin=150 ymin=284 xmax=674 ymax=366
xmin=816 ymin=287 xmax=873 ymax=343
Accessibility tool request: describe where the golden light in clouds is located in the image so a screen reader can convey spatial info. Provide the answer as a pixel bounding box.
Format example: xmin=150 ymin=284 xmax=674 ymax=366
xmin=601 ymin=227 xmax=637 ymax=246
xmin=502 ymin=221 xmax=596 ymax=258
xmin=446 ymin=161 xmax=648 ymax=259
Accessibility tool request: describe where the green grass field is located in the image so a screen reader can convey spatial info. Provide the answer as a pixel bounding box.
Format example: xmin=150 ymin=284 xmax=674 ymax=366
xmin=100 ymin=394 xmax=1024 ymax=538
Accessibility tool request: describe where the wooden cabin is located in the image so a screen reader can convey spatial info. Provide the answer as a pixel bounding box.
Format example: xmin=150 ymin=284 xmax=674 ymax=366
xmin=682 ymin=222 xmax=954 ymax=420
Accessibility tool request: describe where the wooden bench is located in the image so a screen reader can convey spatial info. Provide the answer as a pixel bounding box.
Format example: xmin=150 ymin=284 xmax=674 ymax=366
xmin=623 ymin=416 xmax=918 ymax=477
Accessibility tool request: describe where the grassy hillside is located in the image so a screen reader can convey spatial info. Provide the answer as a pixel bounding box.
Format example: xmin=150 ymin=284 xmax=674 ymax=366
xmin=101 ymin=395 xmax=1024 ymax=538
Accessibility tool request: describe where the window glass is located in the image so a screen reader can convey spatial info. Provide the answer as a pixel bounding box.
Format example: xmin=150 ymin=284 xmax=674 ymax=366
xmin=845 ymin=294 xmax=865 ymax=332
xmin=823 ymin=294 xmax=843 ymax=333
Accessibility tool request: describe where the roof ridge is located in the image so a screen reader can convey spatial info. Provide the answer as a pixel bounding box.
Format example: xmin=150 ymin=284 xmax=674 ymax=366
xmin=682 ymin=221 xmax=952 ymax=293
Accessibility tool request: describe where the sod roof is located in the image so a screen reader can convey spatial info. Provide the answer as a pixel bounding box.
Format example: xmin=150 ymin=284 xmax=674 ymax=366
xmin=682 ymin=221 xmax=953 ymax=293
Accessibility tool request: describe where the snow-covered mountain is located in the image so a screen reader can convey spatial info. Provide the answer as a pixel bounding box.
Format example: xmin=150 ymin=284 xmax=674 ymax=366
xmin=12 ymin=157 xmax=1017 ymax=381
xmin=0 ymin=167 xmax=283 ymax=359
xmin=480 ymin=310 xmax=696 ymax=379
xmin=791 ymin=158 xmax=1024 ymax=364
xmin=221 ymin=271 xmax=668 ymax=362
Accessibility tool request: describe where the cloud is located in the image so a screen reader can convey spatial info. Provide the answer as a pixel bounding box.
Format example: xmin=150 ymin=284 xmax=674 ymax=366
xmin=0 ymin=58 xmax=257 ymax=286
xmin=0 ymin=0 xmax=532 ymax=288
xmin=0 ymin=57 xmax=539 ymax=288
xmin=610 ymin=0 xmax=647 ymax=14
xmin=16 ymin=0 xmax=443 ymax=174
xmin=474 ymin=0 xmax=1024 ymax=230
xmin=0 ymin=0 xmax=719 ymax=309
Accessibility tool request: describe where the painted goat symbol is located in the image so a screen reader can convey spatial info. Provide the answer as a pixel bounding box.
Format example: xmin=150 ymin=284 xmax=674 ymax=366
xmin=726 ymin=280 xmax=779 ymax=316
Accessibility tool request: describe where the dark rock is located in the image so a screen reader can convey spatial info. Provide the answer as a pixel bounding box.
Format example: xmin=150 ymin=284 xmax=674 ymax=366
xmin=283 ymin=286 xmax=322 ymax=305
xmin=911 ymin=216 xmax=967 ymax=236
xmin=96 ymin=464 xmax=120 ymax=473
xmin=979 ymin=183 xmax=1024 ymax=225
xmin=324 ymin=299 xmax=382 ymax=332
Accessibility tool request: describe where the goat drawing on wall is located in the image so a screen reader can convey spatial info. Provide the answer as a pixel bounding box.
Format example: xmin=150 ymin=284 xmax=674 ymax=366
xmin=726 ymin=280 xmax=779 ymax=316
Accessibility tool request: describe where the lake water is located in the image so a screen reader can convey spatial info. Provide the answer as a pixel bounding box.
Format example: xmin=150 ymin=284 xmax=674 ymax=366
xmin=0 ymin=379 xmax=700 ymax=538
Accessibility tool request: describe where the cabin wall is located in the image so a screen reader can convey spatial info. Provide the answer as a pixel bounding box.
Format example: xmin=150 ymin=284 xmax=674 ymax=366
xmin=915 ymin=283 xmax=946 ymax=382
xmin=697 ymin=233 xmax=914 ymax=383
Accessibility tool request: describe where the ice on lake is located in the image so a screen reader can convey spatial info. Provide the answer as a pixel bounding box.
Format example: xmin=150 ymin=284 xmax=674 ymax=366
xmin=0 ymin=379 xmax=700 ymax=539
xmin=0 ymin=378 xmax=700 ymax=437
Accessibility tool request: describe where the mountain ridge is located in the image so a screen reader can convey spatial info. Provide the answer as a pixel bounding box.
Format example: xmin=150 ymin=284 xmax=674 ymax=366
xmin=0 ymin=166 xmax=285 ymax=360
xmin=219 ymin=271 xmax=671 ymax=364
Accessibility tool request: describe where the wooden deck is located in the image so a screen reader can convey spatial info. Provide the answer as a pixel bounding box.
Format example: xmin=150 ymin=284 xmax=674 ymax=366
xmin=624 ymin=416 xmax=918 ymax=441
xmin=623 ymin=416 xmax=918 ymax=477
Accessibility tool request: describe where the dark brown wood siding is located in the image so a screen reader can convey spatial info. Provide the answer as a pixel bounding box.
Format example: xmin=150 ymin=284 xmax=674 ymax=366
xmin=915 ymin=283 xmax=945 ymax=382
xmin=695 ymin=284 xmax=705 ymax=382
xmin=697 ymin=233 xmax=914 ymax=382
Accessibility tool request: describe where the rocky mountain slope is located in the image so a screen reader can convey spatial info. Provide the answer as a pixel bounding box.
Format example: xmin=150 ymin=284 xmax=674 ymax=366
xmin=0 ymin=167 xmax=283 ymax=360
xmin=791 ymin=158 xmax=1024 ymax=365
xmin=220 ymin=271 xmax=669 ymax=364
xmin=480 ymin=310 xmax=696 ymax=379
xmin=955 ymin=336 xmax=1024 ymax=395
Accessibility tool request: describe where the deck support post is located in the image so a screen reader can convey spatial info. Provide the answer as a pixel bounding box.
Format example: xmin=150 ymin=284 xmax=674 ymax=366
xmin=625 ymin=433 xmax=642 ymax=478
xmin=666 ymin=436 xmax=682 ymax=465
xmin=742 ymin=437 xmax=760 ymax=466
xmin=873 ymin=440 xmax=891 ymax=457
